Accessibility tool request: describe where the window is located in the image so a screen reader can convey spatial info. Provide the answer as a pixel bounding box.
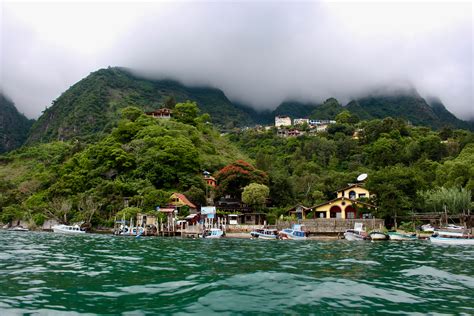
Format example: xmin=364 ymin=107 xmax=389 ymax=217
xmin=358 ymin=193 xmax=366 ymax=198
xmin=349 ymin=191 xmax=356 ymax=199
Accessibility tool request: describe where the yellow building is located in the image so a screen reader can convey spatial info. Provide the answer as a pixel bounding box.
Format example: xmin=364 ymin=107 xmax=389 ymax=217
xmin=313 ymin=184 xmax=376 ymax=219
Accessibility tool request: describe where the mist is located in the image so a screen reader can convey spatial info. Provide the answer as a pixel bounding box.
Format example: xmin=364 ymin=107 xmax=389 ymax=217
xmin=1 ymin=1 xmax=472 ymax=120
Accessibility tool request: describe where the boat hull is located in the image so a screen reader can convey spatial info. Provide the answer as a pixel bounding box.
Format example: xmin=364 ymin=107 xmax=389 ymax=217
xmin=430 ymin=236 xmax=474 ymax=245
xmin=388 ymin=232 xmax=416 ymax=241
xmin=369 ymin=232 xmax=389 ymax=241
xmin=344 ymin=232 xmax=367 ymax=241
xmin=52 ymin=225 xmax=85 ymax=234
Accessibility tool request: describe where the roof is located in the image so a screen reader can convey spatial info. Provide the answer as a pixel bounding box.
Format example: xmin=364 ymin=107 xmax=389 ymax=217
xmin=287 ymin=204 xmax=312 ymax=213
xmin=312 ymin=197 xmax=376 ymax=209
xmin=146 ymin=108 xmax=172 ymax=115
xmin=158 ymin=208 xmax=176 ymax=213
xmin=336 ymin=183 xmax=366 ymax=193
xmin=170 ymin=193 xmax=197 ymax=209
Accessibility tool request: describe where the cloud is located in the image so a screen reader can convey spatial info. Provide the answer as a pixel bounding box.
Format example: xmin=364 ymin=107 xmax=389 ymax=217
xmin=1 ymin=1 xmax=473 ymax=120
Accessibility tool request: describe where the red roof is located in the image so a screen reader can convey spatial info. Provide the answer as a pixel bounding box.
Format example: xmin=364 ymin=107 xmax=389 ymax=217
xmin=172 ymin=193 xmax=197 ymax=209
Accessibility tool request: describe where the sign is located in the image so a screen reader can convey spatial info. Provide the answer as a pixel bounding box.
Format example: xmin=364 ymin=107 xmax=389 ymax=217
xmin=201 ymin=206 xmax=216 ymax=215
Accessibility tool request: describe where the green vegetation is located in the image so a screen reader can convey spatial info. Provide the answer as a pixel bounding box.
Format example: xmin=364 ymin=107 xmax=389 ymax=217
xmin=0 ymin=105 xmax=250 ymax=226
xmin=229 ymin=118 xmax=474 ymax=223
xmin=0 ymin=93 xmax=34 ymax=153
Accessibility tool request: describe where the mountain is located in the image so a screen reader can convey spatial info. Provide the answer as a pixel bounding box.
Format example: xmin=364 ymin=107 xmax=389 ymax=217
xmin=0 ymin=93 xmax=34 ymax=153
xmin=28 ymin=67 xmax=256 ymax=144
xmin=346 ymin=91 xmax=473 ymax=130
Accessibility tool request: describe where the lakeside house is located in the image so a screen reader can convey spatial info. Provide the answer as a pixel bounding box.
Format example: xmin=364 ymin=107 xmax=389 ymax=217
xmin=286 ymin=183 xmax=376 ymax=220
xmin=145 ymin=108 xmax=172 ymax=119
xmin=169 ymin=193 xmax=197 ymax=214
xmin=312 ymin=184 xmax=376 ymax=219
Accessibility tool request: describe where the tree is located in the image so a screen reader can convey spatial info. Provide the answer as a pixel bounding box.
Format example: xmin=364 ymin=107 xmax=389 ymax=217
xmin=163 ymin=95 xmax=176 ymax=109
xmin=335 ymin=110 xmax=352 ymax=124
xmin=173 ymin=101 xmax=199 ymax=125
xmin=418 ymin=187 xmax=471 ymax=214
xmin=242 ymin=183 xmax=270 ymax=210
xmin=215 ymin=160 xmax=268 ymax=199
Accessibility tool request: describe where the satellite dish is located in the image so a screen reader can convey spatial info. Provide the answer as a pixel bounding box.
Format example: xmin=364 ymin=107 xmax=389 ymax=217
xmin=357 ymin=173 xmax=368 ymax=182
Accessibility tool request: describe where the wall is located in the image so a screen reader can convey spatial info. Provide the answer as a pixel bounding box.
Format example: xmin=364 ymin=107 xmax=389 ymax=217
xmin=276 ymin=218 xmax=384 ymax=234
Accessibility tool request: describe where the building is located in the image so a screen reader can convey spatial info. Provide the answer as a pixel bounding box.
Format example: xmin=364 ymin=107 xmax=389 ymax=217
xmin=169 ymin=193 xmax=197 ymax=214
xmin=275 ymin=116 xmax=292 ymax=127
xmin=308 ymin=119 xmax=336 ymax=132
xmin=312 ymin=184 xmax=376 ymax=219
xmin=293 ymin=118 xmax=309 ymax=125
xmin=204 ymin=174 xmax=217 ymax=187
xmin=146 ymin=108 xmax=172 ymax=119
xmin=288 ymin=204 xmax=312 ymax=220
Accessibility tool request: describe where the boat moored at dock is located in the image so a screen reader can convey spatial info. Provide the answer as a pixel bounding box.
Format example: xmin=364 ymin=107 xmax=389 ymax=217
xmin=369 ymin=231 xmax=389 ymax=241
xmin=250 ymin=229 xmax=279 ymax=239
xmin=279 ymin=224 xmax=307 ymax=240
xmin=203 ymin=228 xmax=224 ymax=239
xmin=388 ymin=232 xmax=417 ymax=241
xmin=52 ymin=224 xmax=85 ymax=234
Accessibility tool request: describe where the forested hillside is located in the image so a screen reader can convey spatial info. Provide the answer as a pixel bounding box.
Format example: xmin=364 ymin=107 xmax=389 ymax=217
xmin=27 ymin=67 xmax=256 ymax=144
xmin=0 ymin=93 xmax=34 ymax=153
xmin=1 ymin=103 xmax=249 ymax=226
xmin=228 ymin=116 xmax=474 ymax=222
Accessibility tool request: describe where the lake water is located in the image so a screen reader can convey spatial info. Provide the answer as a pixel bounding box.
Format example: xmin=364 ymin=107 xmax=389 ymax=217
xmin=0 ymin=231 xmax=473 ymax=315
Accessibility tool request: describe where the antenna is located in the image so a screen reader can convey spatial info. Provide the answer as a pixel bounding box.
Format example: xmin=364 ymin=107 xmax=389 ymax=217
xmin=357 ymin=173 xmax=368 ymax=182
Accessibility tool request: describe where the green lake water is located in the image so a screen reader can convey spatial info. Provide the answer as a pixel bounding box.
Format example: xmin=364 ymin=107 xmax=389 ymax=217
xmin=0 ymin=231 xmax=473 ymax=315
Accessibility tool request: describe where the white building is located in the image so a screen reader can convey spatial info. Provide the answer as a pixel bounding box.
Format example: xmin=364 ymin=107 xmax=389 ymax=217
xmin=275 ymin=116 xmax=292 ymax=127
xmin=293 ymin=118 xmax=310 ymax=125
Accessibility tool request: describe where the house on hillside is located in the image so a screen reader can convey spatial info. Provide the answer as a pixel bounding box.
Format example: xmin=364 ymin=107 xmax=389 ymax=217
xmin=294 ymin=118 xmax=309 ymax=125
xmin=312 ymin=184 xmax=376 ymax=219
xmin=146 ymin=108 xmax=172 ymax=119
xmin=275 ymin=116 xmax=292 ymax=127
xmin=169 ymin=193 xmax=197 ymax=214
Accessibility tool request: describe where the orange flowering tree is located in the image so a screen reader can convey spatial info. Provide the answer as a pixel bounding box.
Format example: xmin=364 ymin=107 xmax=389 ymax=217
xmin=214 ymin=160 xmax=268 ymax=199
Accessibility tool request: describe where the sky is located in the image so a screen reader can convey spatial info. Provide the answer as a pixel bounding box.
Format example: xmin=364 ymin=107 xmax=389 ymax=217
xmin=1 ymin=0 xmax=473 ymax=120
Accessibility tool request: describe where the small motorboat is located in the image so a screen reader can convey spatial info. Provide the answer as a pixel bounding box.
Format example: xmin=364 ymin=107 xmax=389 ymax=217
xmin=421 ymin=224 xmax=435 ymax=233
xmin=369 ymin=231 xmax=389 ymax=241
xmin=279 ymin=224 xmax=307 ymax=240
xmin=388 ymin=232 xmax=417 ymax=241
xmin=429 ymin=235 xmax=474 ymax=245
xmin=203 ymin=228 xmax=224 ymax=239
xmin=8 ymin=226 xmax=29 ymax=232
xmin=52 ymin=224 xmax=85 ymax=234
xmin=250 ymin=228 xmax=280 ymax=239
xmin=429 ymin=228 xmax=473 ymax=245
xmin=344 ymin=229 xmax=369 ymax=241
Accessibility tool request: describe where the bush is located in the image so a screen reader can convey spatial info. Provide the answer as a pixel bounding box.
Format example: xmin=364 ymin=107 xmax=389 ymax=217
xmin=32 ymin=213 xmax=46 ymax=226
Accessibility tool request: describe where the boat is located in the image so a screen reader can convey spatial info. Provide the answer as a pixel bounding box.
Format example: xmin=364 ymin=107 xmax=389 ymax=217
xmin=344 ymin=223 xmax=369 ymax=241
xmin=369 ymin=231 xmax=389 ymax=241
xmin=429 ymin=228 xmax=474 ymax=245
xmin=344 ymin=229 xmax=369 ymax=241
xmin=421 ymin=224 xmax=435 ymax=232
xmin=8 ymin=226 xmax=29 ymax=232
xmin=429 ymin=235 xmax=474 ymax=245
xmin=52 ymin=224 xmax=85 ymax=234
xmin=203 ymin=228 xmax=224 ymax=239
xmin=250 ymin=228 xmax=280 ymax=239
xmin=279 ymin=224 xmax=307 ymax=240
xmin=118 ymin=225 xmax=145 ymax=236
xmin=388 ymin=232 xmax=417 ymax=241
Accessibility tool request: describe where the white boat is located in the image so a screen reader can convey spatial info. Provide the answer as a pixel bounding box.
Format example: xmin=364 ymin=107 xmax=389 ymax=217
xmin=250 ymin=228 xmax=279 ymax=239
xmin=8 ymin=226 xmax=29 ymax=232
xmin=388 ymin=232 xmax=417 ymax=241
xmin=118 ymin=225 xmax=145 ymax=236
xmin=344 ymin=229 xmax=369 ymax=241
xmin=369 ymin=231 xmax=389 ymax=241
xmin=429 ymin=236 xmax=474 ymax=245
xmin=421 ymin=224 xmax=435 ymax=232
xmin=279 ymin=224 xmax=307 ymax=240
xmin=203 ymin=228 xmax=224 ymax=239
xmin=52 ymin=224 xmax=85 ymax=234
